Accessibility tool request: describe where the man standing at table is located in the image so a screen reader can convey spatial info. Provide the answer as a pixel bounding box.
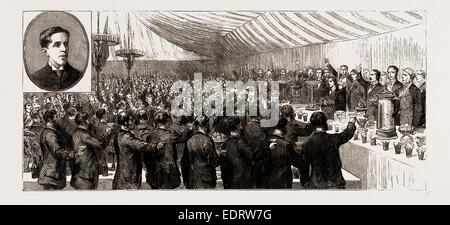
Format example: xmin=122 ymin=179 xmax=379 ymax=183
xmin=386 ymin=65 xmax=404 ymax=93
xmin=366 ymin=69 xmax=385 ymax=122
xmin=414 ymin=70 xmax=426 ymax=128
xmin=298 ymin=112 xmax=356 ymax=189
xmin=393 ymin=68 xmax=423 ymax=129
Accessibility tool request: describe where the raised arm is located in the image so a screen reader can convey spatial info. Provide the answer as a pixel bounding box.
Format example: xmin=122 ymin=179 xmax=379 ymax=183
xmin=325 ymin=61 xmax=338 ymax=77
xmin=337 ymin=120 xmax=357 ymax=145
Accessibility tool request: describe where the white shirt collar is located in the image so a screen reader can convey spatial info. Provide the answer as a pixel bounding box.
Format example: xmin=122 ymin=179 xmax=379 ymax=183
xmin=48 ymin=61 xmax=64 ymax=71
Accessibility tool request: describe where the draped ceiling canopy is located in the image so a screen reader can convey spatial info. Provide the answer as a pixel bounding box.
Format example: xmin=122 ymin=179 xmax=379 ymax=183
xmin=96 ymin=11 xmax=425 ymax=60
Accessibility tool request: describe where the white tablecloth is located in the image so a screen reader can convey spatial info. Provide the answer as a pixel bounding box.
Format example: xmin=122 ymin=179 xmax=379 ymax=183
xmin=339 ymin=132 xmax=426 ymax=190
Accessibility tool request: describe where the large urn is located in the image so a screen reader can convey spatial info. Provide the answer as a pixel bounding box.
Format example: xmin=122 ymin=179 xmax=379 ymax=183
xmin=376 ymin=89 xmax=397 ymax=140
xmin=305 ymin=80 xmax=320 ymax=111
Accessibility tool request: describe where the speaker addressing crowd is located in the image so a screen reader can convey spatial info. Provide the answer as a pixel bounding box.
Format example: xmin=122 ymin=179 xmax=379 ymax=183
xmin=23 ymin=57 xmax=426 ymax=190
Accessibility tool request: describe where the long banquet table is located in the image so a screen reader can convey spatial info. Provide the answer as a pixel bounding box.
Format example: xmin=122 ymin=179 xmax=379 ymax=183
xmin=291 ymin=104 xmax=427 ymax=190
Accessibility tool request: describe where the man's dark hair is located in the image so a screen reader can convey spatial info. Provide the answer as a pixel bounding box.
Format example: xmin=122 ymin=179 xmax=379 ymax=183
xmin=39 ymin=26 xmax=70 ymax=48
xmin=328 ymin=76 xmax=338 ymax=88
xmin=340 ymin=65 xmax=349 ymax=70
xmin=117 ymin=112 xmax=132 ymax=127
xmin=66 ymin=107 xmax=77 ymax=117
xmin=371 ymin=69 xmax=381 ymax=81
xmin=310 ymin=112 xmax=328 ymax=131
xmin=43 ymin=109 xmax=57 ymax=123
xmin=155 ymin=111 xmax=170 ymax=125
xmin=96 ymin=108 xmax=107 ymax=120
xmin=31 ymin=110 xmax=41 ymax=119
xmin=44 ymin=102 xmax=53 ymax=110
xmin=135 ymin=109 xmax=148 ymax=122
xmin=387 ymin=65 xmax=399 ymax=74
xmin=179 ymin=115 xmax=188 ymax=125
xmin=75 ymin=112 xmax=89 ymax=126
xmin=226 ymin=117 xmax=241 ymax=132
xmin=24 ymin=103 xmax=32 ymax=110
xmin=348 ymin=69 xmax=361 ymax=83
xmin=280 ymin=105 xmax=295 ymax=119
xmin=275 ymin=117 xmax=288 ymax=133
xmin=62 ymin=103 xmax=71 ymax=111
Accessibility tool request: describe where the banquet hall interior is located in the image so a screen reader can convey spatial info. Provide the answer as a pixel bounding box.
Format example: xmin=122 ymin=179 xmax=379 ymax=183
xmin=23 ymin=11 xmax=427 ymax=191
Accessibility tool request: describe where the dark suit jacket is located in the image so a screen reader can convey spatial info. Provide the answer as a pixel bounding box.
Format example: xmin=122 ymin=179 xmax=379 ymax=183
xmin=182 ymin=132 xmax=218 ymax=189
xmin=299 ymin=122 xmax=356 ymax=189
xmin=30 ymin=63 xmax=82 ymax=91
xmin=38 ymin=126 xmax=74 ymax=189
xmin=220 ymin=136 xmax=255 ymax=189
xmin=112 ymin=128 xmax=158 ymax=190
xmin=393 ymin=84 xmax=423 ymax=128
xmin=260 ymin=134 xmax=303 ymax=189
xmin=322 ymin=88 xmax=346 ymax=119
xmin=145 ymin=128 xmax=182 ymax=189
xmin=71 ymin=127 xmax=107 ymax=189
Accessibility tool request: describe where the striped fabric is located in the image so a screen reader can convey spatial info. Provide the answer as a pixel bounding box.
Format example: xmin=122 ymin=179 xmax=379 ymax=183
xmin=98 ymin=11 xmax=425 ymax=60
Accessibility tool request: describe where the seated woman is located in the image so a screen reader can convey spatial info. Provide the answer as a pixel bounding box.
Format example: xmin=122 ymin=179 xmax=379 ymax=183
xmin=320 ymin=76 xmax=345 ymax=119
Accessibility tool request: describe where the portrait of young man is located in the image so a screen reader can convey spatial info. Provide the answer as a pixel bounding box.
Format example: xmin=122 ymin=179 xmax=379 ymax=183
xmin=23 ymin=11 xmax=90 ymax=92
xmin=29 ymin=26 xmax=82 ymax=91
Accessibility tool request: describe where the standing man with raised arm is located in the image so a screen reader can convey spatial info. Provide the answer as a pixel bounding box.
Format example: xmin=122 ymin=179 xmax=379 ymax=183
xmin=298 ymin=112 xmax=357 ymax=189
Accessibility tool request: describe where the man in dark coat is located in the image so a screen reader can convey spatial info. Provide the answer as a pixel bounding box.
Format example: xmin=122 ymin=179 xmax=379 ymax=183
xmin=325 ymin=59 xmax=349 ymax=109
xmin=132 ymin=109 xmax=155 ymax=144
xmin=145 ymin=111 xmax=183 ymax=189
xmin=132 ymin=109 xmax=155 ymax=184
xmin=29 ymin=27 xmax=82 ymax=91
xmin=414 ymin=70 xmax=426 ymax=127
xmin=321 ymin=76 xmax=345 ymax=119
xmin=220 ymin=117 xmax=255 ymax=189
xmin=312 ymin=68 xmax=329 ymax=102
xmin=38 ymin=109 xmax=75 ymax=190
xmin=259 ymin=126 xmax=303 ymax=189
xmin=243 ymin=116 xmax=268 ymax=188
xmin=112 ymin=112 xmax=164 ymax=190
xmin=182 ymin=116 xmax=218 ymax=189
xmin=366 ymin=69 xmax=385 ymax=122
xmin=298 ymin=112 xmax=356 ymax=189
xmin=92 ymin=108 xmax=111 ymax=177
xmin=71 ymin=112 xmax=110 ymax=189
xmin=169 ymin=115 xmax=194 ymax=189
xmin=347 ymin=69 xmax=367 ymax=112
xmin=393 ymin=68 xmax=423 ymax=128
xmin=279 ymin=105 xmax=313 ymax=144
xmin=57 ymin=106 xmax=77 ymax=176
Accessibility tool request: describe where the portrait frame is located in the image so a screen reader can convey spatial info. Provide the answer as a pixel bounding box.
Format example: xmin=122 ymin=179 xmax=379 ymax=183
xmin=22 ymin=10 xmax=92 ymax=92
